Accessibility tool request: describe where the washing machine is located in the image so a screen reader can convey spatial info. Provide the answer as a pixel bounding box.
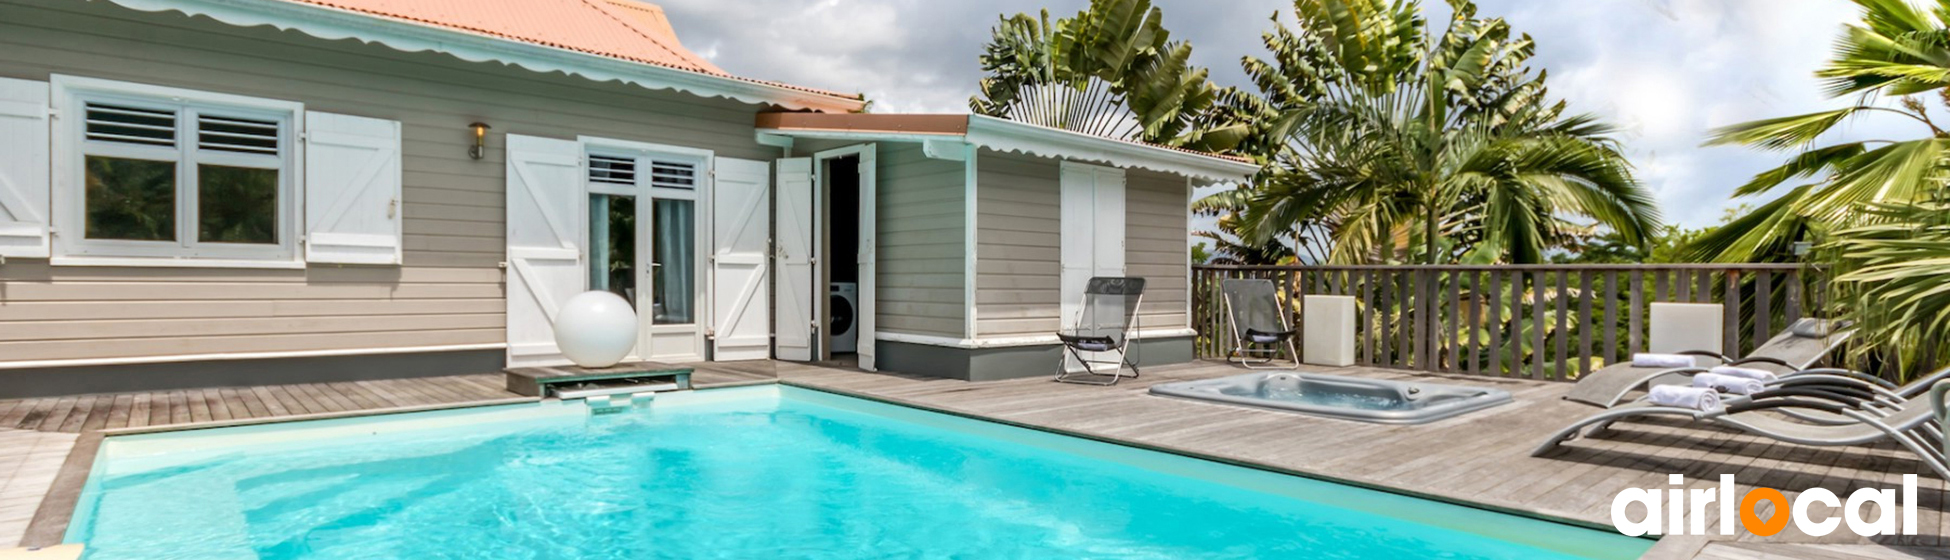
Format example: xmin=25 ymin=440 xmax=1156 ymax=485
xmin=830 ymin=282 xmax=859 ymax=353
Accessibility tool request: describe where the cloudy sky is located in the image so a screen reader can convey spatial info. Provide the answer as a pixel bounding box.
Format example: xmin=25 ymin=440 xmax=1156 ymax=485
xmin=659 ymin=0 xmax=1897 ymax=228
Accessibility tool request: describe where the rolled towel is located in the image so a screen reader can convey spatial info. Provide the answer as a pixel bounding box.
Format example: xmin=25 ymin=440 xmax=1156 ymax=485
xmin=1691 ymin=372 xmax=1765 ymax=395
xmin=1648 ymin=385 xmax=1722 ymax=411
xmin=1632 ymin=353 xmax=1694 ymax=368
xmin=1708 ymin=366 xmax=1778 ymax=383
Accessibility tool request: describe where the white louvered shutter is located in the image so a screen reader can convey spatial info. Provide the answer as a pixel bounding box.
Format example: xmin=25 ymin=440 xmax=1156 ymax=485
xmin=304 ymin=112 xmax=403 ymax=264
xmin=0 ymin=78 xmax=50 ymax=258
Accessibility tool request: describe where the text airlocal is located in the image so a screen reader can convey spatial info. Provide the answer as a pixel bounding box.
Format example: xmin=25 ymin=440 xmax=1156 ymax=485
xmin=1611 ymin=474 xmax=1918 ymax=537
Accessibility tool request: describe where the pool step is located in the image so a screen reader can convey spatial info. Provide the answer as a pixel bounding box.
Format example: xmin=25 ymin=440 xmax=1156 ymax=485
xmin=503 ymin=361 xmax=693 ymax=397
xmin=580 ymin=391 xmax=659 ymax=415
xmin=555 ymin=382 xmax=681 ymax=401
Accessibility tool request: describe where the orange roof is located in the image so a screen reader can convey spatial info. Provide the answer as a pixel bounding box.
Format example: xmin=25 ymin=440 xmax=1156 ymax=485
xmin=281 ymin=0 xmax=858 ymax=102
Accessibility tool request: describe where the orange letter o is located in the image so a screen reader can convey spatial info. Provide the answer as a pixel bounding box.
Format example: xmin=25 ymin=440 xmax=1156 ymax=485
xmin=1740 ymin=488 xmax=1790 ymax=536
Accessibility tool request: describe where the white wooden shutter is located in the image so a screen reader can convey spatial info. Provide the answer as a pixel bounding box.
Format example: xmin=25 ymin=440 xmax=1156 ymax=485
xmin=775 ymin=157 xmax=816 ymax=362
xmin=303 ymin=112 xmax=402 ymax=264
xmin=1059 ymin=163 xmax=1127 ymax=370
xmin=711 ymin=157 xmax=771 ymax=361
xmin=854 ymin=147 xmax=878 ymax=372
xmin=1058 ymin=164 xmax=1094 ymax=327
xmin=0 ymin=78 xmax=50 ymax=258
xmin=505 ymin=134 xmax=587 ymax=367
xmin=1094 ymin=167 xmax=1126 ymax=280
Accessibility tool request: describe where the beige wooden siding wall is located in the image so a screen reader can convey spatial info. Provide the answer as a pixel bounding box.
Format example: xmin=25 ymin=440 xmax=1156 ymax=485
xmin=972 ymin=151 xmax=1191 ymax=339
xmin=1123 ymin=169 xmax=1191 ymax=331
xmin=790 ymin=138 xmax=967 ymax=339
xmin=872 ymin=143 xmax=966 ymax=338
xmin=972 ymin=150 xmax=1062 ymax=337
xmin=0 ymin=0 xmax=777 ymax=363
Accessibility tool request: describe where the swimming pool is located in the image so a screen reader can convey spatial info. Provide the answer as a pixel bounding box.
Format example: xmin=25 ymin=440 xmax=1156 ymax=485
xmin=67 ymin=385 xmax=1650 ymax=559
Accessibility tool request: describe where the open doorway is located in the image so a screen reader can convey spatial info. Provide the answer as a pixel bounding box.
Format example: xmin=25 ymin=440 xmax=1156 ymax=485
xmin=803 ymin=144 xmax=876 ymax=369
xmin=824 ymin=154 xmax=862 ymax=362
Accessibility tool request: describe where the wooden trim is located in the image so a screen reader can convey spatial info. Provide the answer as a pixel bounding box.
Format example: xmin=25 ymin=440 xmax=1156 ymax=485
xmin=754 ymin=112 xmax=968 ymax=135
xmin=0 ymin=342 xmax=505 ymax=370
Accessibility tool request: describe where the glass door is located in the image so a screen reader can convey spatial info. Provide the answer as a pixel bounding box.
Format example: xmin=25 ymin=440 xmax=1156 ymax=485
xmin=585 ymin=144 xmax=708 ymax=363
xmin=641 ymin=157 xmax=702 ymax=361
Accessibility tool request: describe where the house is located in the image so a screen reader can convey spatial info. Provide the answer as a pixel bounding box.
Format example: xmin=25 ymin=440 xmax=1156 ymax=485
xmin=0 ymin=0 xmax=1257 ymax=397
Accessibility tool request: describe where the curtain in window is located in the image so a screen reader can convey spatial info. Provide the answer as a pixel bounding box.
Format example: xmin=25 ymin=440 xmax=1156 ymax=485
xmin=653 ymin=199 xmax=694 ymax=324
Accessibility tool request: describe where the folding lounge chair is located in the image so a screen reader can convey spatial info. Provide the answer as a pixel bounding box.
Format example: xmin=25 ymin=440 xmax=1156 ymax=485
xmin=1220 ymin=279 xmax=1301 ymax=369
xmin=1534 ymin=378 xmax=1950 ymax=479
xmin=1053 ymin=277 xmax=1145 ymax=386
xmin=1562 ymin=318 xmax=1854 ymax=408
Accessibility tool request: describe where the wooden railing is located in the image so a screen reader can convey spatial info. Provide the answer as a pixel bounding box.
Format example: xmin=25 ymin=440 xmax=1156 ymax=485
xmin=1191 ymin=264 xmax=1829 ymax=380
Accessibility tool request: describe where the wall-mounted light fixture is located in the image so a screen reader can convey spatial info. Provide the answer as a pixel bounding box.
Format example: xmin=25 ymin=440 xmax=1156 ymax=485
xmin=468 ymin=122 xmax=491 ymax=160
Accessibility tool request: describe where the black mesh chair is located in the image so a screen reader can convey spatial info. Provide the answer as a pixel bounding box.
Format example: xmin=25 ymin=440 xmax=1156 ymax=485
xmin=1054 ymin=277 xmax=1145 ymax=386
xmin=1220 ymin=279 xmax=1299 ymax=368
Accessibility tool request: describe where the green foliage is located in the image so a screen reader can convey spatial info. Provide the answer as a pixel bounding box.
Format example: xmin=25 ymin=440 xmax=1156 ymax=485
xmin=1828 ymin=201 xmax=1950 ymax=378
xmin=1223 ymin=0 xmax=1660 ymax=264
xmin=970 ymin=0 xmax=1249 ymax=152
xmin=1192 ymin=185 xmax=1321 ymax=264
xmin=83 ymin=156 xmax=177 ymax=242
xmin=1690 ymin=0 xmax=1950 ymax=263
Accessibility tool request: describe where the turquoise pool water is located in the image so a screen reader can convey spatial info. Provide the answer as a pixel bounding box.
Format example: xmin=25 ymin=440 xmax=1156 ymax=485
xmin=68 ymin=385 xmax=1650 ymax=559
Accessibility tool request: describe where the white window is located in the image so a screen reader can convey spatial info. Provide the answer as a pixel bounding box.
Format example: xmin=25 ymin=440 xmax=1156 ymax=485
xmin=52 ymin=76 xmax=301 ymax=266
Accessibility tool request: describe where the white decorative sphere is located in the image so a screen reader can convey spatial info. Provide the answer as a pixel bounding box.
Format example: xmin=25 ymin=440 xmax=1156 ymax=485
xmin=554 ymin=291 xmax=638 ymax=368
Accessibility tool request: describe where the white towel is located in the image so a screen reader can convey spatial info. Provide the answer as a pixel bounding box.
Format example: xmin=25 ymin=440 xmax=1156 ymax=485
xmin=1648 ymin=385 xmax=1722 ymax=411
xmin=1691 ymin=372 xmax=1765 ymax=395
xmin=1632 ymin=353 xmax=1694 ymax=368
xmin=1708 ymin=366 xmax=1778 ymax=383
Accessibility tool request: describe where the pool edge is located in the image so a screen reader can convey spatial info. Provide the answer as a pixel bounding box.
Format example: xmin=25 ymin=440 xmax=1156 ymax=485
xmin=779 ymin=379 xmax=1653 ymax=541
xmin=36 ymin=378 xmax=1664 ymax=557
xmin=20 ymin=396 xmax=545 ymax=549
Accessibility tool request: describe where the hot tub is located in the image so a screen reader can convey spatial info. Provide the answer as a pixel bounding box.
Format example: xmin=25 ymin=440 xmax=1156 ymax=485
xmin=1148 ymin=371 xmax=1512 ymax=424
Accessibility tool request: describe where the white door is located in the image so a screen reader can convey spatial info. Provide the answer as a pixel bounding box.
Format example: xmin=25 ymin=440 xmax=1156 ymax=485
xmin=1060 ymin=162 xmax=1127 ymax=369
xmin=505 ymin=134 xmax=586 ymax=367
xmin=775 ymin=157 xmax=816 ymax=361
xmin=711 ymin=158 xmax=771 ymax=361
xmin=814 ymin=145 xmax=878 ymax=371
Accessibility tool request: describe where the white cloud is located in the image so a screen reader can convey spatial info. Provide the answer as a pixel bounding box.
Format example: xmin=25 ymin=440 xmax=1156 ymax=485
xmin=658 ymin=0 xmax=1910 ymax=230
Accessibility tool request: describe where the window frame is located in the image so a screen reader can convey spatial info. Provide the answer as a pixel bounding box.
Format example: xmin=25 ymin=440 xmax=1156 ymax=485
xmin=51 ymin=75 xmax=303 ymax=267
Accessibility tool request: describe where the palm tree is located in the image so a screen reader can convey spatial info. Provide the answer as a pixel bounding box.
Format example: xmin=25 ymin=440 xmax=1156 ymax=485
xmin=970 ymin=0 xmax=1250 ymax=152
xmin=1690 ymin=0 xmax=1950 ymax=263
xmin=1227 ymin=0 xmax=1660 ymax=264
xmin=1825 ymin=200 xmax=1950 ymax=379
xmin=1190 ymin=187 xmax=1320 ymax=264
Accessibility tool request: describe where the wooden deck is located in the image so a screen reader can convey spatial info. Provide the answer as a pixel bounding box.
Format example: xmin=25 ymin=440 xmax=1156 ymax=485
xmin=3 ymin=358 xmax=1947 ymax=558
xmin=0 ymin=362 xmax=778 ymax=435
xmin=775 ymin=360 xmax=1950 ymax=554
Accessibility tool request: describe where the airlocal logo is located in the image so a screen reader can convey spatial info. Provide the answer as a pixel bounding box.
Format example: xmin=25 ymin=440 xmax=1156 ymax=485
xmin=1611 ymin=474 xmax=1919 ymax=537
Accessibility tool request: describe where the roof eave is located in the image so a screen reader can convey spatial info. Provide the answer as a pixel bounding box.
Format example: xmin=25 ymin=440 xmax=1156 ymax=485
xmin=754 ymin=113 xmax=1259 ymax=182
xmin=102 ymin=0 xmax=867 ymax=113
xmin=964 ymin=115 xmax=1258 ymax=183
